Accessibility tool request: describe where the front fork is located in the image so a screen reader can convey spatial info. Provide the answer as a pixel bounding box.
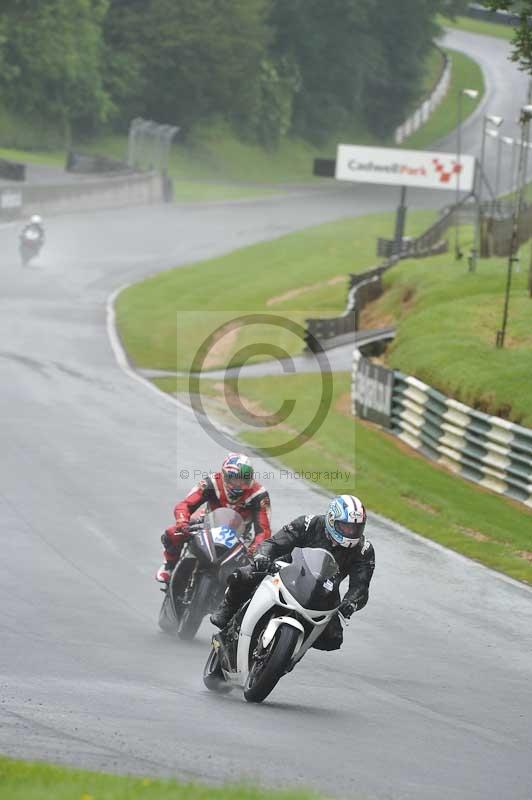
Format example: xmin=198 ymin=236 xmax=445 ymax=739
xmin=181 ymin=561 xmax=199 ymax=606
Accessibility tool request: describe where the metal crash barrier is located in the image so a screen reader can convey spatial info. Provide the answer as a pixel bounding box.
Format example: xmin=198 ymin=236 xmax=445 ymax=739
xmin=351 ymin=351 xmax=532 ymax=509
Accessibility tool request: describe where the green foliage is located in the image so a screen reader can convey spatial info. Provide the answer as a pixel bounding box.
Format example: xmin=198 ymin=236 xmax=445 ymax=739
xmin=0 ymin=0 xmax=112 ymax=141
xmin=269 ymin=0 xmax=469 ymax=142
xmin=482 ymin=2 xmax=532 ymax=72
xmin=0 ymin=0 xmax=474 ymax=147
xmin=103 ymin=0 xmax=272 ymax=134
xmin=250 ymin=56 xmax=302 ymax=148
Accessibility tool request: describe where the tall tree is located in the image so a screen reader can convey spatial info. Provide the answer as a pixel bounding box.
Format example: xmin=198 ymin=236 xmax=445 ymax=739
xmin=104 ymin=0 xmax=272 ymax=134
xmin=482 ymin=2 xmax=532 ymax=73
xmin=0 ymin=0 xmax=111 ymax=140
xmin=269 ymin=0 xmax=468 ymax=141
xmin=271 ymin=0 xmax=465 ymax=140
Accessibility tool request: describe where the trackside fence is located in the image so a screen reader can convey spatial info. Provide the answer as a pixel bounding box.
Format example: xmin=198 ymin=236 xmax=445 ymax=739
xmin=351 ymin=350 xmax=532 ymax=508
xmin=395 ymin=48 xmax=451 ymax=145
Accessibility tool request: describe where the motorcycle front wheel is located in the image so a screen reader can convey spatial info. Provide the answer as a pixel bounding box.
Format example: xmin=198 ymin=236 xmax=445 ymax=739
xmin=177 ymin=573 xmax=212 ymax=641
xmin=244 ymin=623 xmax=299 ymax=704
xmin=203 ymin=647 xmax=233 ymax=694
xmin=157 ymin=591 xmax=176 ymax=633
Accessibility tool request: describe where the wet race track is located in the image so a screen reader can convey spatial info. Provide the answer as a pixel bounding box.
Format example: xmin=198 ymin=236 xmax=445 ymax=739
xmin=1 ymin=29 xmax=531 ymax=800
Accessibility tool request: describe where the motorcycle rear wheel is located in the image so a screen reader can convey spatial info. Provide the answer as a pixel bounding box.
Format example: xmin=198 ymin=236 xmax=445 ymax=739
xmin=244 ymin=623 xmax=299 ymax=704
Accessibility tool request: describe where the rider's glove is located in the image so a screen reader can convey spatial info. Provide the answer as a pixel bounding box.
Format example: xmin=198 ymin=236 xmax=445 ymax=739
xmin=228 ymin=565 xmax=254 ymax=586
xmin=339 ymin=599 xmax=357 ymax=619
xmin=186 ymin=520 xmax=203 ymax=533
xmin=252 ymin=553 xmax=271 ymax=573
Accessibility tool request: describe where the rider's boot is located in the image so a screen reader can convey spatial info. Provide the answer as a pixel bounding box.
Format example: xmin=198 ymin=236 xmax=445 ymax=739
xmin=210 ymin=597 xmax=236 ymax=629
xmin=156 ymin=560 xmax=175 ymax=584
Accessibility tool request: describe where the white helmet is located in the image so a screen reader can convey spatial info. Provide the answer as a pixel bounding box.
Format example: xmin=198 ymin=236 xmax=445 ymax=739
xmin=325 ymin=494 xmax=366 ymax=548
xmin=30 ymin=214 xmax=42 ymax=226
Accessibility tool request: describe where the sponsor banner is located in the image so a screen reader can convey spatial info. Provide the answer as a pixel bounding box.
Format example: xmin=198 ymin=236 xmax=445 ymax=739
xmin=336 ymin=144 xmax=475 ymax=192
xmin=0 ymin=190 xmax=23 ymax=209
xmin=355 ymin=358 xmax=393 ymax=427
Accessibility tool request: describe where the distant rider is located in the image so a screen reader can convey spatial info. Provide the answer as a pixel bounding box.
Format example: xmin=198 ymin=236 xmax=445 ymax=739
xmin=22 ymin=214 xmax=45 ymax=242
xmin=210 ymin=494 xmax=375 ymax=652
xmin=156 ymin=452 xmax=272 ymax=583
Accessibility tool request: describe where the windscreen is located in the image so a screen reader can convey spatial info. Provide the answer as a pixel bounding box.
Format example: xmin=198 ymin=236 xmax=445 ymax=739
xmin=204 ymin=508 xmax=246 ymax=538
xmin=279 ymin=547 xmax=340 ymax=611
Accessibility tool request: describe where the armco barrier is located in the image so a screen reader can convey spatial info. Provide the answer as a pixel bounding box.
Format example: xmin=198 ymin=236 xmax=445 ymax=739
xmin=351 ymin=355 xmax=532 ymax=508
xmin=0 ymin=158 xmax=26 ymax=182
xmin=304 ymin=263 xmax=393 ymax=351
xmin=66 ymin=150 xmax=132 ymax=175
xmin=0 ymin=187 xmax=23 ymax=219
xmin=466 ymin=3 xmax=520 ymax=25
xmin=395 ymin=48 xmax=451 ymax=145
xmin=304 ymin=289 xmax=356 ymax=351
xmin=304 ymin=200 xmax=468 ymax=352
xmin=0 ymin=172 xmax=166 ymax=220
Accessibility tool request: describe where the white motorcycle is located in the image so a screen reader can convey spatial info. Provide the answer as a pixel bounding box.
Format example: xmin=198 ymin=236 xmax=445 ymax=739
xmin=203 ymin=546 xmax=344 ymax=703
xmin=19 ymin=225 xmax=44 ymax=266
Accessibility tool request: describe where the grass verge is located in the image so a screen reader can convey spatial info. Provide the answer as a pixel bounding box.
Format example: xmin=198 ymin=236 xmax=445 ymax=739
xmin=117 ymin=213 xmax=532 ymax=425
xmin=439 ymin=14 xmax=515 ymax=40
xmin=0 ymin=146 xmax=64 ymax=167
xmin=115 ymin=211 xmax=437 ymax=372
xmin=153 ymin=373 xmax=532 ymax=585
xmin=362 ymin=225 xmax=532 ymax=427
xmin=0 ymin=756 xmax=318 ymax=800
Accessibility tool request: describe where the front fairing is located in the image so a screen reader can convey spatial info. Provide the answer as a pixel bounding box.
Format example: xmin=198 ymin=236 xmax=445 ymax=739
xmin=188 ymin=508 xmax=248 ymax=569
xmin=279 ymin=547 xmax=341 ymax=611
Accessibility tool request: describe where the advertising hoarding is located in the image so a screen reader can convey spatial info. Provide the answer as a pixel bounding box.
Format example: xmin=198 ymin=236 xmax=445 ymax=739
xmin=336 ymin=144 xmax=475 ymax=192
xmin=354 ymin=358 xmax=394 ymax=428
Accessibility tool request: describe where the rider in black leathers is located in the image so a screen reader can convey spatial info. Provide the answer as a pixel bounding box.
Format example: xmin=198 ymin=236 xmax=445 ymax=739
xmin=210 ymin=495 xmax=375 ymax=651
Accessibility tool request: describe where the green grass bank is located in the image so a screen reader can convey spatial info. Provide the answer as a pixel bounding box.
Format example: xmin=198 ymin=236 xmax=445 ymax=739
xmin=0 ymin=756 xmax=319 ymax=800
xmin=440 ymin=13 xmax=514 ymax=40
xmin=363 ymin=229 xmax=532 ymax=427
xmin=115 ymin=211 xmax=437 ymax=373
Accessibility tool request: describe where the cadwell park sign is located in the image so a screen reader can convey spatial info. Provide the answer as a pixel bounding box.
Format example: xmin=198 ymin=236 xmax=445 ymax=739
xmin=335 ymin=144 xmax=475 ymax=192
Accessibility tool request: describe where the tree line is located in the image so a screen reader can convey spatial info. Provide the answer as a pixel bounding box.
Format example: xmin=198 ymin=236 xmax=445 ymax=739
xmin=0 ymin=0 xmax=468 ymax=147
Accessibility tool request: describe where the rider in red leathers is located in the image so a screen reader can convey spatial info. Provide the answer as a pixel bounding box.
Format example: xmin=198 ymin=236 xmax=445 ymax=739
xmin=156 ymin=453 xmax=272 ymax=583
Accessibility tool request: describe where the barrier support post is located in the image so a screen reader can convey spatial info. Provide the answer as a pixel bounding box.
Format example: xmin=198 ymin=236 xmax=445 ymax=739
xmin=393 ymin=186 xmax=408 ymax=256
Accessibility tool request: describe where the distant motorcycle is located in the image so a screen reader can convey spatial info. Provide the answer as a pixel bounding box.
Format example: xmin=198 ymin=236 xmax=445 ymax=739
xmin=19 ymin=225 xmax=44 ymax=266
xmin=158 ymin=508 xmax=251 ymax=640
xmin=203 ymin=546 xmax=344 ymax=703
